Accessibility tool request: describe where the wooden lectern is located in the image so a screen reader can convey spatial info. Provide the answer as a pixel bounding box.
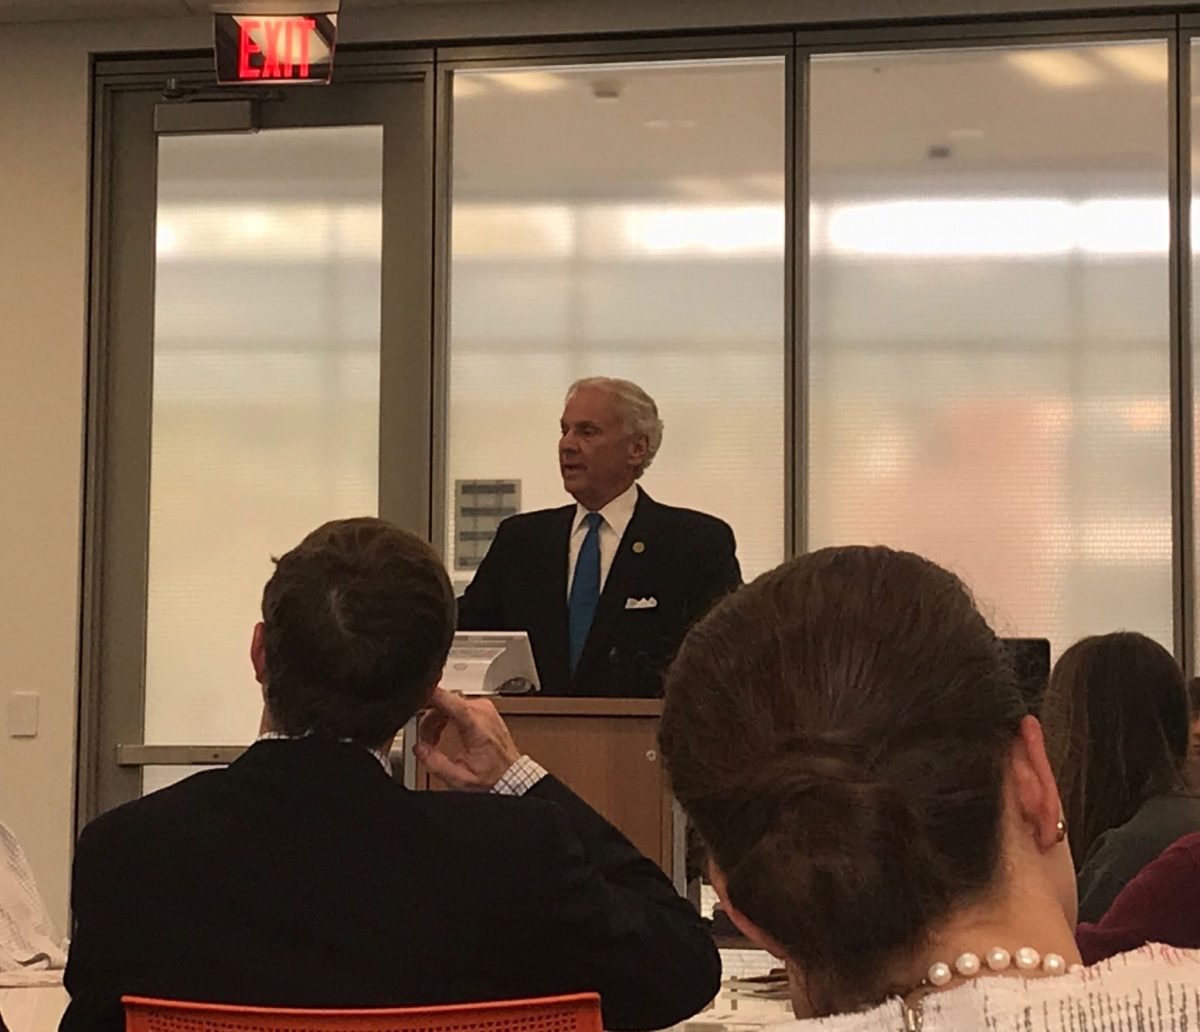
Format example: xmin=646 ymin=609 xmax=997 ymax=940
xmin=408 ymin=697 xmax=677 ymax=879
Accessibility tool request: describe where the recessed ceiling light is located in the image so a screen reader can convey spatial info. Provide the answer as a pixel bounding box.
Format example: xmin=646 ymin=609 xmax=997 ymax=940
xmin=1095 ymin=44 xmax=1168 ymax=83
xmin=483 ymin=71 xmax=566 ymax=94
xmin=1007 ymin=50 xmax=1103 ymax=89
xmin=644 ymin=118 xmax=698 ymax=129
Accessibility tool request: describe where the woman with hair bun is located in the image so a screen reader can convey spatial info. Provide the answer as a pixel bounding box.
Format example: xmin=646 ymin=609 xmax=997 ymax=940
xmin=659 ymin=546 xmax=1200 ymax=1029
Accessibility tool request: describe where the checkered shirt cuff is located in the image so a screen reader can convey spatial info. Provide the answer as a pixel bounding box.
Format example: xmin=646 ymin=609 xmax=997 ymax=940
xmin=491 ymin=754 xmax=548 ymax=796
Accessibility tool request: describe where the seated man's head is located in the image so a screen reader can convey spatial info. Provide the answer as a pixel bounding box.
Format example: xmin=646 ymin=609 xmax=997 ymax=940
xmin=251 ymin=517 xmax=456 ymax=750
xmin=660 ymin=546 xmax=1075 ymax=1017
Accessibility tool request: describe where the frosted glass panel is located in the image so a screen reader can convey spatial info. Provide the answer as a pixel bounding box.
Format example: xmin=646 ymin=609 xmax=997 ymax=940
xmin=808 ymin=43 xmax=1172 ymax=655
xmin=447 ymin=59 xmax=786 ymax=586
xmin=144 ymin=126 xmax=383 ymax=746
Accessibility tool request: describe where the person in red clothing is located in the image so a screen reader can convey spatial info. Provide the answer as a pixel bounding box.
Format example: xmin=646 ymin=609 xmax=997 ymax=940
xmin=1077 ymin=830 xmax=1200 ymax=964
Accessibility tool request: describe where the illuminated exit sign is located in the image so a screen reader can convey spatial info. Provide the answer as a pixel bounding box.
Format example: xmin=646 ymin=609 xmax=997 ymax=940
xmin=214 ymin=14 xmax=338 ymax=85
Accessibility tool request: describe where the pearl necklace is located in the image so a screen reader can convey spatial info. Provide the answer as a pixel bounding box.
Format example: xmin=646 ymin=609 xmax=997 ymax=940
xmin=925 ymin=947 xmax=1083 ymax=988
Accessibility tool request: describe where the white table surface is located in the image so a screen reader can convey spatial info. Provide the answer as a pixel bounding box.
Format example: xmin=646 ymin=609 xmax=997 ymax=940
xmin=677 ymin=950 xmax=793 ymax=1032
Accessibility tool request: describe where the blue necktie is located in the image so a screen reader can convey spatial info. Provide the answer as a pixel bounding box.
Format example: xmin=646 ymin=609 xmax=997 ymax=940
xmin=568 ymin=512 xmax=603 ymax=674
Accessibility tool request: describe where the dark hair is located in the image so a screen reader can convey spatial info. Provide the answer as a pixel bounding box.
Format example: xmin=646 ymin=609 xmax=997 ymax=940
xmin=1189 ymin=676 xmax=1200 ymax=720
xmin=659 ymin=546 xmax=1028 ymax=1016
xmin=1042 ymin=632 xmax=1189 ymax=868
xmin=260 ymin=517 xmax=456 ymax=746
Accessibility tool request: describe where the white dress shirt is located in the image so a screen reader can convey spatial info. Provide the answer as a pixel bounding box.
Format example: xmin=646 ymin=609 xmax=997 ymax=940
xmin=491 ymin=754 xmax=548 ymax=796
xmin=566 ymin=482 xmax=639 ymax=600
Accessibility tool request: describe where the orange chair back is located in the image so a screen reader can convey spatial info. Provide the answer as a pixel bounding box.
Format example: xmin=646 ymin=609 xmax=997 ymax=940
xmin=122 ymin=992 xmax=603 ymax=1032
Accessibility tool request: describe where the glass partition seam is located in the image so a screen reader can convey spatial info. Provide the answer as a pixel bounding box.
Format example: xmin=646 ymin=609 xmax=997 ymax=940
xmin=430 ymin=63 xmax=454 ymax=559
xmin=92 ymin=56 xmax=215 ymax=85
xmin=795 ymin=15 xmax=1176 ymax=50
xmin=421 ymin=66 xmax=442 ymax=544
xmin=94 ymin=59 xmax=431 ymax=92
xmin=84 ymin=84 xmax=162 ymax=818
xmin=78 ymin=72 xmax=115 ymax=833
xmin=790 ymin=46 xmax=807 ymax=558
xmin=322 ymin=48 xmax=435 ymax=69
xmin=436 ymin=50 xmax=794 ymax=76
xmin=798 ymin=25 xmax=1179 ymax=58
xmin=1176 ymin=30 xmax=1195 ymax=674
xmin=436 ymin=35 xmax=794 ymax=65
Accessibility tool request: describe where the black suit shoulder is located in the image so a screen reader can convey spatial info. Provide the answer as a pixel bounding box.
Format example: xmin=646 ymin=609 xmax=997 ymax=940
xmin=65 ymin=743 xmax=718 ymax=1032
xmin=635 ymin=494 xmax=740 ymax=591
xmin=640 ymin=497 xmax=735 ymax=541
xmin=456 ymin=504 xmax=574 ymax=633
xmin=76 ymin=750 xmax=583 ymax=881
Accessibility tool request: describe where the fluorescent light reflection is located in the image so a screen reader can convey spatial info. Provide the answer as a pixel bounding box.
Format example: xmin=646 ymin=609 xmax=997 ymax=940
xmin=156 ymin=203 xmax=381 ymax=261
xmin=822 ymin=196 xmax=1169 ymax=258
xmin=479 ymin=71 xmax=566 ymax=93
xmin=620 ymin=204 xmax=784 ymax=255
xmin=158 ymin=196 xmax=1173 ymax=263
xmin=453 ymin=76 xmax=489 ymax=99
xmin=827 ymin=199 xmax=1075 ymax=257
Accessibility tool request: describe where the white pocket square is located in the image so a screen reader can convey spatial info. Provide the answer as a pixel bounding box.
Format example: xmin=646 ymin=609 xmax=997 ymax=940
xmin=625 ymin=597 xmax=658 ymax=610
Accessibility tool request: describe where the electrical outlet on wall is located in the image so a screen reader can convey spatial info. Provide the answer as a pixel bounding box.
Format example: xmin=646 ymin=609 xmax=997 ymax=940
xmin=8 ymin=692 xmax=38 ymax=738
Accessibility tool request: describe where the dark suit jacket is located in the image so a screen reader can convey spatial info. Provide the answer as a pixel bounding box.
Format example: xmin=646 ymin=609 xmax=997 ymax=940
xmin=457 ymin=489 xmax=741 ymax=697
xmin=61 ymin=739 xmax=719 ymax=1032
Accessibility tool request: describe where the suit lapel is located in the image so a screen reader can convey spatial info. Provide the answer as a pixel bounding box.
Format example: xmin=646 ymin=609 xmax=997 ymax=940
xmin=573 ymin=488 xmax=661 ymax=685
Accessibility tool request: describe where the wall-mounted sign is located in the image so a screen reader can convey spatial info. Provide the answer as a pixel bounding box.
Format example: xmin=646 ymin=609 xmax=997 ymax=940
xmin=214 ymin=14 xmax=337 ymax=85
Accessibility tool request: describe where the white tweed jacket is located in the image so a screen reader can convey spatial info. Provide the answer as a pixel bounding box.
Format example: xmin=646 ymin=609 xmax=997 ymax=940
xmin=0 ymin=819 xmax=65 ymax=982
xmin=769 ymin=944 xmax=1200 ymax=1032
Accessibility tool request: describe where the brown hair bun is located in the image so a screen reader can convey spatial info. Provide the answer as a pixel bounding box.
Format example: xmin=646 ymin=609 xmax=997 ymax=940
xmin=660 ymin=546 xmax=1027 ymax=1014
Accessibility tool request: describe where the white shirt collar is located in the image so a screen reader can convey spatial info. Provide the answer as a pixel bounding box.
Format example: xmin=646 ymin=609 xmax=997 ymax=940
xmin=572 ymin=482 xmax=639 ymax=538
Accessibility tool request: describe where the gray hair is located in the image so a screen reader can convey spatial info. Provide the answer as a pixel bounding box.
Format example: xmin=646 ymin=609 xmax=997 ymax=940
xmin=567 ymin=377 xmax=664 ymax=478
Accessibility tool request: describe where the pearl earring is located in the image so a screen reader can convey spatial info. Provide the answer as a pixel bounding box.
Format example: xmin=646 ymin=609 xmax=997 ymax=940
xmin=1055 ymin=818 xmax=1066 ymax=843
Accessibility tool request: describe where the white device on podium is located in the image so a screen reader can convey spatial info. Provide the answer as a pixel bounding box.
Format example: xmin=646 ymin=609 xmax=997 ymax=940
xmin=441 ymin=632 xmax=540 ymax=696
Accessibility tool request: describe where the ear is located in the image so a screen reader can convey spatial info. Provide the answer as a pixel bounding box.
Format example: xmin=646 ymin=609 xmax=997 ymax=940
xmin=250 ymin=621 xmax=267 ymax=685
xmin=626 ymin=433 xmax=649 ymax=470
xmin=708 ymin=860 xmax=790 ymax=959
xmin=1008 ymin=714 xmax=1063 ymax=851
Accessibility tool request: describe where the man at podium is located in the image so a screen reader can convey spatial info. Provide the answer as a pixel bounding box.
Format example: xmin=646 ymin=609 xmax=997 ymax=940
xmin=458 ymin=377 xmax=741 ymax=697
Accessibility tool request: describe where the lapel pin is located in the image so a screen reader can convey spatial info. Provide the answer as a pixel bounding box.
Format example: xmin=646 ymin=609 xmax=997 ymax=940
xmin=632 ymin=541 xmax=645 ymax=554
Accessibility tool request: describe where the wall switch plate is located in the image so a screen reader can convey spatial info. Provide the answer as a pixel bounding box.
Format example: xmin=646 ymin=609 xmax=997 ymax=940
xmin=8 ymin=692 xmax=38 ymax=738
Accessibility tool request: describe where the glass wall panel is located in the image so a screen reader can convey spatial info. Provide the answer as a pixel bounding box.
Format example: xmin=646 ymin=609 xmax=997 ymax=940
xmin=808 ymin=42 xmax=1173 ymax=655
xmin=447 ymin=58 xmax=787 ymax=587
xmin=144 ymin=126 xmax=383 ymax=746
xmin=1193 ymin=39 xmax=1200 ymax=668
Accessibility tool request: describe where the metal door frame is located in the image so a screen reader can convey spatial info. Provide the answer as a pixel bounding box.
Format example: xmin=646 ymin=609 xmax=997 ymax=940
xmin=79 ymin=48 xmax=435 ymax=827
